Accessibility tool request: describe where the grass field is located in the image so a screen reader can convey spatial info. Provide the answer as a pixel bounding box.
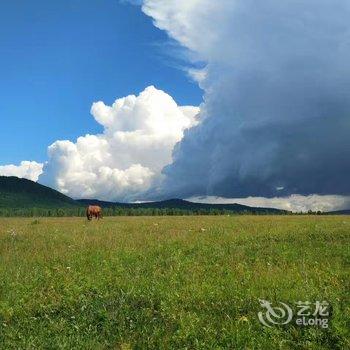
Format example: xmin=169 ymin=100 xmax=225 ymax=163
xmin=0 ymin=216 xmax=349 ymax=349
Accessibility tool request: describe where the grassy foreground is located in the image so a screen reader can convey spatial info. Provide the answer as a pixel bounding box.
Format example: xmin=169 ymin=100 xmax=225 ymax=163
xmin=0 ymin=216 xmax=349 ymax=349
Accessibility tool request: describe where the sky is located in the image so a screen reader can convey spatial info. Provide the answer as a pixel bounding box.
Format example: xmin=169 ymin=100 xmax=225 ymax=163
xmin=0 ymin=0 xmax=202 ymax=165
xmin=1 ymin=0 xmax=350 ymax=212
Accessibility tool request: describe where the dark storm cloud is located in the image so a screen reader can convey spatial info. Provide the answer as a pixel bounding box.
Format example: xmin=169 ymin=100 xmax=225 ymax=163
xmin=140 ymin=0 xmax=350 ymax=199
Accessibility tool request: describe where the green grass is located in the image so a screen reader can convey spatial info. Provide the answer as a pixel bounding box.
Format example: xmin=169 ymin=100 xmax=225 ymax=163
xmin=0 ymin=216 xmax=349 ymax=349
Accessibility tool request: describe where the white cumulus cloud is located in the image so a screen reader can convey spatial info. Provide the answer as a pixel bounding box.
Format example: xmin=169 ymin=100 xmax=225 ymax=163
xmin=39 ymin=86 xmax=199 ymax=201
xmin=0 ymin=161 xmax=43 ymax=181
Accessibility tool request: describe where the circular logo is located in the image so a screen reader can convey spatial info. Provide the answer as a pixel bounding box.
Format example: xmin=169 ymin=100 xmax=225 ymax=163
xmin=258 ymin=299 xmax=293 ymax=327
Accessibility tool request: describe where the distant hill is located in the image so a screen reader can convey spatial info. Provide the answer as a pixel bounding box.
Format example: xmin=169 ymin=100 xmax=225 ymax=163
xmin=0 ymin=176 xmax=288 ymax=214
xmin=77 ymin=198 xmax=287 ymax=214
xmin=0 ymin=176 xmax=77 ymax=208
xmin=327 ymin=209 xmax=350 ymax=215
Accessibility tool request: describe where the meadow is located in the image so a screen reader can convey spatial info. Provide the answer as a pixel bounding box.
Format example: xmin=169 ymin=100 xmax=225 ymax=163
xmin=0 ymin=216 xmax=349 ymax=349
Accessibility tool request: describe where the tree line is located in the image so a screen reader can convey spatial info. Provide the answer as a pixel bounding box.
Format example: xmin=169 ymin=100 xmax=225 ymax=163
xmin=0 ymin=206 xmax=291 ymax=217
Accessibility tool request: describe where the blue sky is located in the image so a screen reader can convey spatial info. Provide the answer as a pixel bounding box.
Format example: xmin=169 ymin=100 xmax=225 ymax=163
xmin=0 ymin=0 xmax=202 ymax=164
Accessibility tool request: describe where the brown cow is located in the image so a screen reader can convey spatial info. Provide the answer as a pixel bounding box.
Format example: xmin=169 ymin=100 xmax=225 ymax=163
xmin=86 ymin=205 xmax=103 ymax=220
